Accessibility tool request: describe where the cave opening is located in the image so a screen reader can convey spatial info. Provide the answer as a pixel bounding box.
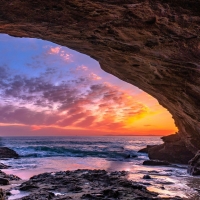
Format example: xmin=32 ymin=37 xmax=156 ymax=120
xmin=2 ymin=34 xmax=198 ymax=199
xmin=0 ymin=34 xmax=177 ymax=137
xmin=0 ymin=0 xmax=200 ymax=198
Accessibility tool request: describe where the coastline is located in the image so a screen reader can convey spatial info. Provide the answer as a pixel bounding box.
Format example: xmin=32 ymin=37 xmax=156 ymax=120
xmin=0 ymin=136 xmax=200 ymax=199
xmin=1 ymin=169 xmax=183 ymax=200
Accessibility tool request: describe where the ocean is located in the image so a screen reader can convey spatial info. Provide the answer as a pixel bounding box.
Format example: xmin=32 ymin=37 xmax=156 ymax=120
xmin=0 ymin=136 xmax=200 ymax=199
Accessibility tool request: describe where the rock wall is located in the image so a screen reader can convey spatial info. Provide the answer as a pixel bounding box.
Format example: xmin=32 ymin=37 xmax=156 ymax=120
xmin=0 ymin=0 xmax=200 ymax=158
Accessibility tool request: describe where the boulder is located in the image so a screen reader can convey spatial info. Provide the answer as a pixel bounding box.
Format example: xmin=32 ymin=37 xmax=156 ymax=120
xmin=0 ymin=170 xmax=21 ymax=181
xmin=148 ymin=134 xmax=194 ymax=164
xmin=143 ymin=160 xmax=171 ymax=166
xmin=0 ymin=147 xmax=19 ymax=159
xmin=188 ymin=151 xmax=200 ymax=176
xmin=0 ymin=178 xmax=9 ymax=185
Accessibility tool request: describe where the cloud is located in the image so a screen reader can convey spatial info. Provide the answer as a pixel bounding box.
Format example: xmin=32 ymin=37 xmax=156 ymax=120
xmin=89 ymin=72 xmax=102 ymax=80
xmin=57 ymin=112 xmax=87 ymax=127
xmin=48 ymin=47 xmax=61 ymax=54
xmin=0 ymin=105 xmax=61 ymax=126
xmin=47 ymin=46 xmax=73 ymax=62
xmin=0 ymin=69 xmax=151 ymax=132
xmin=76 ymin=116 xmax=96 ymax=127
xmin=76 ymin=65 xmax=88 ymax=71
xmin=0 ymin=46 xmax=153 ymax=134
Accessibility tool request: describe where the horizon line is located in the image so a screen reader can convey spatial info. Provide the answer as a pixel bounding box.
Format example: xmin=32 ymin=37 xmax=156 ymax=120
xmin=0 ymin=134 xmax=165 ymax=137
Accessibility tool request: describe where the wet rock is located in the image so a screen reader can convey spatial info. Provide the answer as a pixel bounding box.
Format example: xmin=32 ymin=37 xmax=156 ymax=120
xmin=0 ymin=163 xmax=10 ymax=169
xmin=148 ymin=134 xmax=194 ymax=164
xmin=188 ymin=150 xmax=200 ymax=175
xmin=143 ymin=175 xmax=152 ymax=179
xmin=19 ymin=190 xmax=55 ymax=200
xmin=143 ymin=160 xmax=171 ymax=166
xmin=124 ymin=153 xmax=137 ymax=158
xmin=0 ymin=170 xmax=21 ymax=182
xmin=0 ymin=189 xmax=5 ymax=200
xmin=20 ymin=185 xmax=39 ymax=191
xmin=12 ymin=169 xmax=175 ymax=199
xmin=0 ymin=147 xmax=19 ymax=159
xmin=104 ymin=188 xmax=119 ymax=196
xmin=0 ymin=178 xmax=9 ymax=185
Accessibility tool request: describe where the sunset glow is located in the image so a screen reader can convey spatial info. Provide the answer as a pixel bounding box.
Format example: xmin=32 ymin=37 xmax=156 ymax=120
xmin=0 ymin=34 xmax=177 ymax=136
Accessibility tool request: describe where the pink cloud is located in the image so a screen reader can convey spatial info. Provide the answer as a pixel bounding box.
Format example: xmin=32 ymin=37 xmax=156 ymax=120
xmin=47 ymin=46 xmax=73 ymax=62
xmin=89 ymin=73 xmax=102 ymax=81
xmin=76 ymin=65 xmax=88 ymax=71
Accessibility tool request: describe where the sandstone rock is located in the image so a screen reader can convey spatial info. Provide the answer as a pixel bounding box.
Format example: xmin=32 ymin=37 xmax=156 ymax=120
xmin=188 ymin=150 xmax=200 ymax=176
xmin=0 ymin=147 xmax=19 ymax=159
xmin=148 ymin=134 xmax=194 ymax=164
xmin=0 ymin=1 xmax=200 ymax=162
xmin=143 ymin=160 xmax=171 ymax=166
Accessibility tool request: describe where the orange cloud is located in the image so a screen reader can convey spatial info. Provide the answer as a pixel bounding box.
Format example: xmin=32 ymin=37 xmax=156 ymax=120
xmin=48 ymin=46 xmax=73 ymax=62
xmin=89 ymin=73 xmax=102 ymax=80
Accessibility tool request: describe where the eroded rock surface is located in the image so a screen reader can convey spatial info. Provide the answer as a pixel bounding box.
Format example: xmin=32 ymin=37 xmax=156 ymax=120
xmin=0 ymin=0 xmax=200 ymax=161
xmin=148 ymin=134 xmax=195 ymax=164
xmin=188 ymin=150 xmax=200 ymax=176
xmin=11 ymin=169 xmax=181 ymax=199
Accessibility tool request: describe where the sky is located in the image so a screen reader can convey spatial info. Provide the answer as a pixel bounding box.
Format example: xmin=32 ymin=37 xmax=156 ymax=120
xmin=0 ymin=34 xmax=177 ymax=136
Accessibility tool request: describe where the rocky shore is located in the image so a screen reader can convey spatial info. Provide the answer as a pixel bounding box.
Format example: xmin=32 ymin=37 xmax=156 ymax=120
xmin=139 ymin=134 xmax=195 ymax=164
xmin=1 ymin=169 xmax=182 ymax=200
xmin=0 ymin=146 xmax=199 ymax=199
xmin=0 ymin=146 xmax=183 ymax=200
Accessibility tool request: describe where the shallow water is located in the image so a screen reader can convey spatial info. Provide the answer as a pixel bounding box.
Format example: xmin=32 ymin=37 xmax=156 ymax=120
xmin=1 ymin=136 xmax=200 ymax=199
xmin=8 ymin=189 xmax=30 ymax=200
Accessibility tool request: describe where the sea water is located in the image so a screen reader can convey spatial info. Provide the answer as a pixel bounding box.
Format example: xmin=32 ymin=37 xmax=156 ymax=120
xmin=0 ymin=136 xmax=200 ymax=199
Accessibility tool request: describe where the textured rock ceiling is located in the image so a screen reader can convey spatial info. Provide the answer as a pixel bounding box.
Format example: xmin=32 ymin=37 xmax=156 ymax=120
xmin=0 ymin=0 xmax=200 ymax=156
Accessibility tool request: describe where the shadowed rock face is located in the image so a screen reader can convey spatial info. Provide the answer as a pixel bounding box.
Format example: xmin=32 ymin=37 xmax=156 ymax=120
xmin=188 ymin=150 xmax=200 ymax=175
xmin=0 ymin=147 xmax=19 ymax=159
xmin=0 ymin=1 xmax=200 ymax=159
